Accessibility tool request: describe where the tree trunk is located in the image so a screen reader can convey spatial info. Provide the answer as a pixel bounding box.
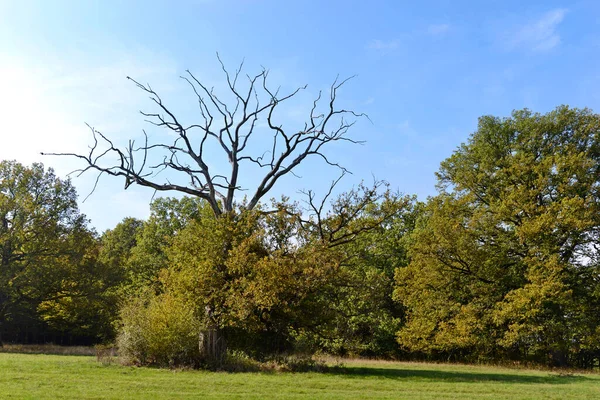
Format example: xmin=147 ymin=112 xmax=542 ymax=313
xmin=199 ymin=323 xmax=226 ymax=368
xmin=550 ymin=350 xmax=568 ymax=368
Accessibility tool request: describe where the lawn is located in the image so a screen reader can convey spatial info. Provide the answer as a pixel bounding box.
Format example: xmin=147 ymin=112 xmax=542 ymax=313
xmin=0 ymin=353 xmax=598 ymax=399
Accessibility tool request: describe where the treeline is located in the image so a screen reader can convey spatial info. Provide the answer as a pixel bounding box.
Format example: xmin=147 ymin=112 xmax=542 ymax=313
xmin=1 ymin=106 xmax=600 ymax=369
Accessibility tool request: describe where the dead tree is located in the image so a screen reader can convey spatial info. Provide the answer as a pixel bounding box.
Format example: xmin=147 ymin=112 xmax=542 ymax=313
xmin=45 ymin=56 xmax=364 ymax=216
xmin=43 ymin=57 xmax=366 ymax=365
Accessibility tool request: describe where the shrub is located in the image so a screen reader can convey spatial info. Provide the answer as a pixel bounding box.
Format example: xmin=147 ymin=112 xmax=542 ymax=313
xmin=116 ymin=292 xmax=202 ymax=367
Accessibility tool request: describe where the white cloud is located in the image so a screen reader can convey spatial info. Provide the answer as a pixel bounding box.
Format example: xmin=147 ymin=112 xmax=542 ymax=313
xmin=368 ymin=24 xmax=450 ymax=53
xmin=507 ymin=8 xmax=568 ymax=52
xmin=427 ymin=24 xmax=450 ymax=36
xmin=367 ymin=39 xmax=399 ymax=51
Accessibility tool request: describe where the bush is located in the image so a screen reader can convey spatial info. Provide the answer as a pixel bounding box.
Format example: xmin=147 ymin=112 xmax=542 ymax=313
xmin=222 ymin=350 xmax=262 ymax=372
xmin=116 ymin=292 xmax=202 ymax=367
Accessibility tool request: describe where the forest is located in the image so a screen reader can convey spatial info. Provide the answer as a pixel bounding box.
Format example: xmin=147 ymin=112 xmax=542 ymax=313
xmin=1 ymin=73 xmax=599 ymax=370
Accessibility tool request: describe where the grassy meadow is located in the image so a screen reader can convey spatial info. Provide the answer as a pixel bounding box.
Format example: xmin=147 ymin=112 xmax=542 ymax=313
xmin=0 ymin=352 xmax=598 ymax=399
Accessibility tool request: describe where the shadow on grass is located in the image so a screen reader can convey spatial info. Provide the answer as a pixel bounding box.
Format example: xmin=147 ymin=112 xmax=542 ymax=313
xmin=325 ymin=366 xmax=589 ymax=384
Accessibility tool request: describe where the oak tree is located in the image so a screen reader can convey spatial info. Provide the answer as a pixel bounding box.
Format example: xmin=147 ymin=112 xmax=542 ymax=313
xmin=395 ymin=106 xmax=600 ymax=367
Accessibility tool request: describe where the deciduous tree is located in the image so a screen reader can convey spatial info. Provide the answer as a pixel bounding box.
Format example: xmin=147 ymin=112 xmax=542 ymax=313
xmin=395 ymin=106 xmax=600 ymax=367
xmin=0 ymin=161 xmax=107 ymax=343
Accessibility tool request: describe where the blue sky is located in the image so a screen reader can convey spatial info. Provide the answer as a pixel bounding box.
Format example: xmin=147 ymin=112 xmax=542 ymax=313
xmin=1 ymin=0 xmax=599 ymax=232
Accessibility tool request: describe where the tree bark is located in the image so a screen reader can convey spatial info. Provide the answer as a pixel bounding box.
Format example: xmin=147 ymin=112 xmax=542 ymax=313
xmin=199 ymin=322 xmax=226 ymax=368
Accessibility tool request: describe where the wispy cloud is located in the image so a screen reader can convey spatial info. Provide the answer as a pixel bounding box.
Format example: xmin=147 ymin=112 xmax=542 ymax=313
xmin=368 ymin=24 xmax=450 ymax=52
xmin=367 ymin=39 xmax=399 ymax=51
xmin=427 ymin=24 xmax=450 ymax=36
xmin=364 ymin=97 xmax=375 ymax=105
xmin=507 ymin=8 xmax=568 ymax=52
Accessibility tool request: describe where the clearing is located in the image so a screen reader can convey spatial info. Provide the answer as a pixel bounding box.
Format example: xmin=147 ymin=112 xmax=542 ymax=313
xmin=0 ymin=353 xmax=598 ymax=399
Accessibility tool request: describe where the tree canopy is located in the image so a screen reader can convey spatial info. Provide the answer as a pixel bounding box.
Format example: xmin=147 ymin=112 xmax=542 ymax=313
xmin=5 ymin=86 xmax=600 ymax=370
xmin=0 ymin=161 xmax=110 ymax=343
xmin=395 ymin=106 xmax=600 ymax=367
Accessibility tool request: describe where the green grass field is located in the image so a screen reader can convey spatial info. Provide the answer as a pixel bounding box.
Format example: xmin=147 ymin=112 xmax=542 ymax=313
xmin=0 ymin=353 xmax=598 ymax=399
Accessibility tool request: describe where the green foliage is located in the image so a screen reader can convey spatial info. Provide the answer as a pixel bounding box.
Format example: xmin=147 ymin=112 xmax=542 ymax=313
xmin=395 ymin=106 xmax=600 ymax=367
xmin=105 ymin=197 xmax=211 ymax=353
xmin=6 ymin=106 xmax=600 ymax=370
xmin=115 ymin=181 xmax=408 ymax=365
xmin=306 ymin=195 xmax=423 ymax=357
xmin=36 ymin=232 xmax=117 ymax=341
xmin=128 ymin=197 xmax=209 ymax=288
xmin=102 ymin=197 xmax=211 ymax=297
xmin=116 ymin=291 xmax=202 ymax=367
xmin=163 ymin=209 xmax=342 ymax=356
xmin=99 ymin=217 xmax=143 ymax=279
xmin=0 ymin=160 xmax=111 ymax=343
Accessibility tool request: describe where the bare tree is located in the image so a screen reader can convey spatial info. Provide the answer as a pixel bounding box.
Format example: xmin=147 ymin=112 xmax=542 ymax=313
xmin=44 ymin=56 xmax=364 ymax=217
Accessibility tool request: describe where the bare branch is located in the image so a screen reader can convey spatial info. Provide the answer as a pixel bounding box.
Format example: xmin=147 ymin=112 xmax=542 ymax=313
xmin=43 ymin=57 xmax=366 ymax=218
